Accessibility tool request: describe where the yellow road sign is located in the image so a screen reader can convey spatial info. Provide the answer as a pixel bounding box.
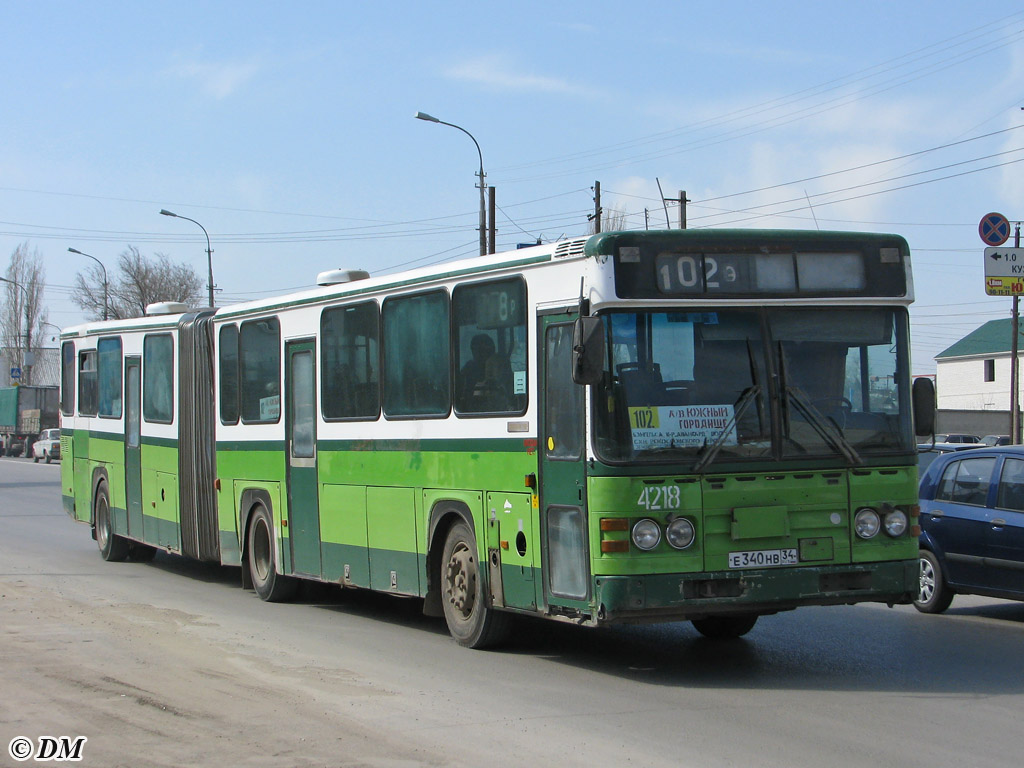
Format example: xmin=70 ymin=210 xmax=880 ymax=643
xmin=985 ymin=276 xmax=1024 ymax=296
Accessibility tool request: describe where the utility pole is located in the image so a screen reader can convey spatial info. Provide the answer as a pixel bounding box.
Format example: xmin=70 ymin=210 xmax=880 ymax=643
xmin=592 ymin=181 xmax=602 ymax=233
xmin=1013 ymin=221 xmax=1021 ymax=444
xmin=679 ymin=190 xmax=689 ymax=229
xmin=488 ymin=187 xmax=496 ymax=254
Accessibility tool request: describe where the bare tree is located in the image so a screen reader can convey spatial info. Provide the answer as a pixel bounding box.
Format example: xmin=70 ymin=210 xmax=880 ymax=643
xmin=589 ymin=207 xmax=629 ymax=234
xmin=2 ymin=243 xmax=49 ymax=386
xmin=73 ymin=246 xmax=203 ymax=320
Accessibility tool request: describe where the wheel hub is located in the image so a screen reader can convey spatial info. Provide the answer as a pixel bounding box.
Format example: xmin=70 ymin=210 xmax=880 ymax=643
xmin=445 ymin=543 xmax=476 ymax=618
xmin=919 ymin=558 xmax=935 ymax=603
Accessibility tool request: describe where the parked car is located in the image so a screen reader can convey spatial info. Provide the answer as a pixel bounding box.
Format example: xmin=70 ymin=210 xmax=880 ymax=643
xmin=981 ymin=435 xmax=1011 ymax=446
xmin=934 ymin=433 xmax=981 ymax=444
xmin=915 ymin=446 xmax=1024 ymax=613
xmin=917 ymin=442 xmax=983 ymax=475
xmin=32 ymin=428 xmax=61 ymax=463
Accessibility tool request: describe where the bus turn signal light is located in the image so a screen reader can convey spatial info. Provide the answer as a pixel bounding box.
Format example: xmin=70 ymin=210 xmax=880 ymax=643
xmin=601 ymin=540 xmax=630 ymax=553
xmin=601 ymin=518 xmax=629 ymax=532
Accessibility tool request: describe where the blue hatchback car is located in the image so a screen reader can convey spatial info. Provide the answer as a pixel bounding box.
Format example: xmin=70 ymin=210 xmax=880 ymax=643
xmin=915 ymin=446 xmax=1024 ymax=612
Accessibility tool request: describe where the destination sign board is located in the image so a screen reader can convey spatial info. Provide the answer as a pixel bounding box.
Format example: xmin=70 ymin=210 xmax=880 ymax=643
xmin=984 ymin=247 xmax=1024 ymax=277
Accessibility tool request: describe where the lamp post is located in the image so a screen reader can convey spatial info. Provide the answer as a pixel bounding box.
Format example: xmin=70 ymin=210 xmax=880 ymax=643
xmin=415 ymin=111 xmax=487 ymax=257
xmin=68 ymin=247 xmax=109 ymax=321
xmin=0 ymin=275 xmax=32 ymax=385
xmin=160 ymin=209 xmax=215 ymax=308
xmin=39 ymin=321 xmax=62 ymax=344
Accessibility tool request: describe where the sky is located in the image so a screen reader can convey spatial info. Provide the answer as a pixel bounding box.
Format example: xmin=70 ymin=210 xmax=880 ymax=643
xmin=2 ymin=1 xmax=1023 ymax=374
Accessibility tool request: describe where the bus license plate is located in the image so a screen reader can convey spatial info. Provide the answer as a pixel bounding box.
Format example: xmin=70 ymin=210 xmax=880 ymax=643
xmin=728 ymin=548 xmax=798 ymax=569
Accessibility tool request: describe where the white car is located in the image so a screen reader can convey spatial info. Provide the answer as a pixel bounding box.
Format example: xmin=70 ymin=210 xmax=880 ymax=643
xmin=32 ymin=428 xmax=61 ymax=463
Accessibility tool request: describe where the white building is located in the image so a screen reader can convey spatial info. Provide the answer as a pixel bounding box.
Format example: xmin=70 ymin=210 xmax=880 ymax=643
xmin=934 ymin=317 xmax=1023 ymax=412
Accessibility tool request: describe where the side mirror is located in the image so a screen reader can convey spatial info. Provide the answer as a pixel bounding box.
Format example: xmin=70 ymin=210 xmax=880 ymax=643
xmin=912 ymin=377 xmax=936 ymax=437
xmin=572 ymin=316 xmax=605 ymax=386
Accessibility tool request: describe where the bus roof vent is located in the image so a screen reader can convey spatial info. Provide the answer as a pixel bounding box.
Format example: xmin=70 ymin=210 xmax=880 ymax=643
xmin=552 ymin=238 xmax=587 ymax=259
xmin=145 ymin=301 xmax=189 ymax=315
xmin=317 ymin=268 xmax=370 ymax=286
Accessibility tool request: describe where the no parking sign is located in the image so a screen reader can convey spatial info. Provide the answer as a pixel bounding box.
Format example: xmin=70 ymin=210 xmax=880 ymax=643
xmin=980 ymin=212 xmax=1011 ymax=246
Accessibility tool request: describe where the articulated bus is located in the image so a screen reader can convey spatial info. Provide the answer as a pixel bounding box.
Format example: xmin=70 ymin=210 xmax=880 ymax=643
xmin=59 ymin=229 xmax=935 ymax=648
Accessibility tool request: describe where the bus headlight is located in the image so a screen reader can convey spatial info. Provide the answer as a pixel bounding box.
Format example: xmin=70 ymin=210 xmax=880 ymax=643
xmin=666 ymin=518 xmax=695 ymax=550
xmin=632 ymin=519 xmax=661 ymax=551
xmin=883 ymin=509 xmax=908 ymax=537
xmin=854 ymin=508 xmax=880 ymax=539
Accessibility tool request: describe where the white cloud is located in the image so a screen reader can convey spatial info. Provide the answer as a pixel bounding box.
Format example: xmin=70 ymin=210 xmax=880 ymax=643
xmin=165 ymin=53 xmax=262 ymax=99
xmin=444 ymin=54 xmax=600 ymax=98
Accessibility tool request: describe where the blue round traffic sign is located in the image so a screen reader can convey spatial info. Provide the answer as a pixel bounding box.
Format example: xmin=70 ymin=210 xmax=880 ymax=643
xmin=980 ymin=212 xmax=1011 ymax=246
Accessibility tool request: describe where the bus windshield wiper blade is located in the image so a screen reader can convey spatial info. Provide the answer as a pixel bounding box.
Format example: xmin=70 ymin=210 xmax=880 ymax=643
xmin=694 ymin=385 xmax=761 ymax=474
xmin=785 ymin=386 xmax=862 ymax=465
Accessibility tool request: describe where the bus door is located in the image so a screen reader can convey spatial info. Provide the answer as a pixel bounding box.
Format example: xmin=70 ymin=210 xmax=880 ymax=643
xmin=124 ymin=356 xmax=143 ymax=539
xmin=538 ymin=313 xmax=591 ymax=614
xmin=285 ymin=340 xmax=322 ymax=578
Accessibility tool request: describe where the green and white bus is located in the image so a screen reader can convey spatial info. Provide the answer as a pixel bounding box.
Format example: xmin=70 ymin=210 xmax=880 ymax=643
xmin=60 ymin=229 xmax=935 ymax=647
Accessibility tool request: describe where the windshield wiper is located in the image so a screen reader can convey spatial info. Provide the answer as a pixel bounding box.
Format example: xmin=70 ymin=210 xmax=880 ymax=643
xmin=785 ymin=385 xmax=863 ymax=465
xmin=694 ymin=385 xmax=762 ymax=474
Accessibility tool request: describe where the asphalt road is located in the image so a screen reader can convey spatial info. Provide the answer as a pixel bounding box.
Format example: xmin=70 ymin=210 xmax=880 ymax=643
xmin=2 ymin=457 xmax=1023 ymax=768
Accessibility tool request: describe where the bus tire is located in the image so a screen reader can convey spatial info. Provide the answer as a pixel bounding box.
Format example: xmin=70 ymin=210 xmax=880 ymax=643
xmin=914 ymin=549 xmax=954 ymax=614
xmin=691 ymin=614 xmax=758 ymax=639
xmin=94 ymin=483 xmax=130 ymax=562
xmin=247 ymin=504 xmax=296 ymax=602
xmin=440 ymin=520 xmax=510 ymax=649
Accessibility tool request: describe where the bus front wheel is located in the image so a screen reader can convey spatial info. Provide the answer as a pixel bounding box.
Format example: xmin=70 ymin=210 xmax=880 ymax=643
xmin=440 ymin=521 xmax=510 ymax=649
xmin=247 ymin=504 xmax=296 ymax=602
xmin=691 ymin=614 xmax=758 ymax=639
xmin=94 ymin=483 xmax=130 ymax=562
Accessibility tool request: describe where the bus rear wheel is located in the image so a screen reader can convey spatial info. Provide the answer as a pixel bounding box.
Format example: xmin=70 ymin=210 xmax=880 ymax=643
xmin=247 ymin=504 xmax=296 ymax=602
xmin=691 ymin=614 xmax=758 ymax=639
xmin=94 ymin=483 xmax=130 ymax=562
xmin=440 ymin=520 xmax=510 ymax=649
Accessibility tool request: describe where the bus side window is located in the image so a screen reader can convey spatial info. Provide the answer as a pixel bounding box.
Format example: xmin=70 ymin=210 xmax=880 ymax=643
xmin=79 ymin=349 xmax=98 ymax=416
xmin=321 ymin=302 xmax=380 ymax=420
xmin=219 ymin=324 xmax=240 ymax=424
xmin=382 ymin=291 xmax=450 ymax=418
xmin=143 ymin=333 xmax=174 ymax=423
xmin=453 ymin=277 xmax=527 ymax=416
xmin=239 ymin=318 xmax=281 ymax=423
xmin=61 ymin=341 xmax=76 ymax=416
xmin=97 ymin=337 xmax=122 ymax=418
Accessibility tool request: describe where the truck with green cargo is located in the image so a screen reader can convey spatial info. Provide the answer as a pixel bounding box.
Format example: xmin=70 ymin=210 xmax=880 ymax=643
xmin=0 ymin=385 xmax=59 ymax=457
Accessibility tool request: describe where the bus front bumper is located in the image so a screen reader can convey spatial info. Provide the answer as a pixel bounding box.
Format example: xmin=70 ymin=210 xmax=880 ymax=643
xmin=592 ymin=559 xmax=918 ymax=624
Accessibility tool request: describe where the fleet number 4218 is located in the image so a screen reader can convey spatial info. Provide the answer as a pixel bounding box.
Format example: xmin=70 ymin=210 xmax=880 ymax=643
xmin=637 ymin=485 xmax=681 ymax=511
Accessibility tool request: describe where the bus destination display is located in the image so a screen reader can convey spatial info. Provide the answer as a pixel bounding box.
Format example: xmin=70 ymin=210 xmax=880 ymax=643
xmin=613 ymin=244 xmax=906 ymax=299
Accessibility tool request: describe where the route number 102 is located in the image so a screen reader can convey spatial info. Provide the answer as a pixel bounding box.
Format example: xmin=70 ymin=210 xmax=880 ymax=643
xmin=656 ymin=254 xmax=737 ymax=293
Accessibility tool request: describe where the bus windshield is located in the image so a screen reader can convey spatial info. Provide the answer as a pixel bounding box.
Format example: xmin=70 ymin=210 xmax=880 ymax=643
xmin=593 ymin=307 xmax=913 ymax=465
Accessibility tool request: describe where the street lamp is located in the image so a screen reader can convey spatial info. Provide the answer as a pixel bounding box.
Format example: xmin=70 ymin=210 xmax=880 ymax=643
xmin=0 ymin=275 xmax=33 ymax=385
xmin=68 ymin=247 xmax=109 ymax=321
xmin=160 ymin=209 xmax=215 ymax=308
xmin=415 ymin=111 xmax=487 ymax=257
xmin=39 ymin=321 xmax=62 ymax=344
